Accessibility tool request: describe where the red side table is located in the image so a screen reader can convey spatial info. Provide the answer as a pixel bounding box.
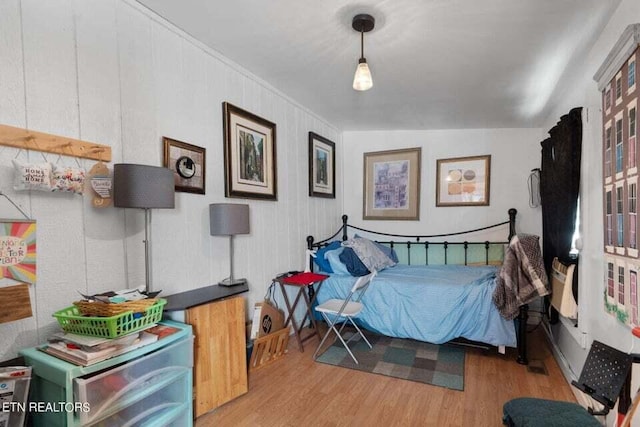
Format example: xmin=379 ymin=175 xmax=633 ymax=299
xmin=275 ymin=272 xmax=329 ymax=352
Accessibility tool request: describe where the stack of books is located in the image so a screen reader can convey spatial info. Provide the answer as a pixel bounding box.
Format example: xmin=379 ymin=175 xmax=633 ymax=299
xmin=40 ymin=324 xmax=179 ymax=366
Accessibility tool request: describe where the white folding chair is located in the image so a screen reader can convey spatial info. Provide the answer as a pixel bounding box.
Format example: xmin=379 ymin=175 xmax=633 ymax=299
xmin=313 ymin=271 xmax=377 ymax=364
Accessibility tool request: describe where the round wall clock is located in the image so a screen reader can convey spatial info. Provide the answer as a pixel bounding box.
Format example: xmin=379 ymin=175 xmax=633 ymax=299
xmin=176 ymin=156 xmax=196 ymax=179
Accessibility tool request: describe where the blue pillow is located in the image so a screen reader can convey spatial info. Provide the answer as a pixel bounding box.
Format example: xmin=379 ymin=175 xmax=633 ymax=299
xmin=339 ymin=247 xmax=370 ymax=276
xmin=326 ymin=247 xmax=350 ymax=275
xmin=314 ymin=241 xmax=342 ymax=273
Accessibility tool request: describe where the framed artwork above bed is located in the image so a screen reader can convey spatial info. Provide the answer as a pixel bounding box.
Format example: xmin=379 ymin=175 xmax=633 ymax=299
xmin=436 ymin=155 xmax=491 ymax=207
xmin=363 ymin=147 xmax=421 ymax=220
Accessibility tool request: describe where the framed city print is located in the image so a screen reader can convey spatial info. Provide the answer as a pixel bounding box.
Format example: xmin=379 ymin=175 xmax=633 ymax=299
xmin=163 ymin=137 xmax=206 ymax=194
xmin=363 ymin=147 xmax=421 ymax=220
xmin=223 ymin=102 xmax=277 ymax=200
xmin=308 ymin=132 xmax=335 ymax=198
xmin=436 ymin=155 xmax=491 ymax=207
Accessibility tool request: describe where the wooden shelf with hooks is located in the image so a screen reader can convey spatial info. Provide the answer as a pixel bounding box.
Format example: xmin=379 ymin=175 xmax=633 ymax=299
xmin=0 ymin=124 xmax=111 ymax=162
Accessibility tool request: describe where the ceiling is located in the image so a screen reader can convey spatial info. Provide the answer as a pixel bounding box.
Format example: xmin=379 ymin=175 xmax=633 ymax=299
xmin=136 ymin=0 xmax=621 ymax=131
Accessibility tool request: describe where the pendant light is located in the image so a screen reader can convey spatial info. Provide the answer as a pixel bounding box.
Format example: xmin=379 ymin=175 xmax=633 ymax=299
xmin=352 ymin=14 xmax=375 ymax=91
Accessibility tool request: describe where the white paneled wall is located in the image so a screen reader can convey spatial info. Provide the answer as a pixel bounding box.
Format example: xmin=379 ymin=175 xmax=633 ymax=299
xmin=0 ymin=0 xmax=341 ymax=360
xmin=342 ymin=129 xmax=545 ymax=240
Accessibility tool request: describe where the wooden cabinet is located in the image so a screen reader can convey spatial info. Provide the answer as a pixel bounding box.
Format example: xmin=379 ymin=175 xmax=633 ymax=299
xmin=165 ymin=294 xmax=248 ymax=417
xmin=164 ymin=286 xmax=249 ymax=417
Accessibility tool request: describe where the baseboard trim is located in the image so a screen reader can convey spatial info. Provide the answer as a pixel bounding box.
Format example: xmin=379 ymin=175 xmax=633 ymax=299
xmin=541 ymin=322 xmax=605 ymax=414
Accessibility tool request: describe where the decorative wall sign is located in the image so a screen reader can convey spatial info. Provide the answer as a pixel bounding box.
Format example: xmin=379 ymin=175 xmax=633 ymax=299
xmin=87 ymin=161 xmax=112 ymax=208
xmin=308 ymin=132 xmax=335 ymax=198
xmin=223 ymin=102 xmax=277 ymax=200
xmin=363 ymin=147 xmax=421 ymax=220
xmin=436 ymin=155 xmax=491 ymax=207
xmin=594 ymin=24 xmax=640 ymax=326
xmin=163 ymin=137 xmax=206 ymax=194
xmin=0 ymin=220 xmax=36 ymax=284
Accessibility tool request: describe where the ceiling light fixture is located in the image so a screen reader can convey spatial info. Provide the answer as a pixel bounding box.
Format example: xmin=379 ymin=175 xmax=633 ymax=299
xmin=352 ymin=13 xmax=375 ymax=91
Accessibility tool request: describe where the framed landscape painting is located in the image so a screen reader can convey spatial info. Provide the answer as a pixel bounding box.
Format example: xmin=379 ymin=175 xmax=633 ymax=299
xmin=436 ymin=155 xmax=490 ymax=207
xmin=308 ymin=132 xmax=335 ymax=198
xmin=363 ymin=147 xmax=421 ymax=220
xmin=222 ymin=102 xmax=277 ymax=200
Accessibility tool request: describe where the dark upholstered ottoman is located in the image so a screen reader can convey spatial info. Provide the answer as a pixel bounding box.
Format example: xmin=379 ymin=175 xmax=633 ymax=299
xmin=502 ymin=397 xmax=602 ymax=427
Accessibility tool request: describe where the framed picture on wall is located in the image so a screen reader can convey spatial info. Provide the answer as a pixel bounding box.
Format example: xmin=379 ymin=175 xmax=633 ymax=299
xmin=363 ymin=147 xmax=421 ymax=220
xmin=163 ymin=137 xmax=206 ymax=194
xmin=436 ymin=155 xmax=491 ymax=207
xmin=222 ymin=102 xmax=277 ymax=200
xmin=308 ymin=132 xmax=335 ymax=198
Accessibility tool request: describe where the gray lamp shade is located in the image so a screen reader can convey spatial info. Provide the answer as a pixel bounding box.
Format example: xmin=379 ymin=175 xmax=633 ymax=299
xmin=113 ymin=164 xmax=175 ymax=209
xmin=209 ymin=203 xmax=250 ymax=236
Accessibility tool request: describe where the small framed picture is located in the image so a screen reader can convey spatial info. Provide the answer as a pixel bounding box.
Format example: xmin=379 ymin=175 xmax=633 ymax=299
xmin=436 ymin=155 xmax=491 ymax=207
xmin=222 ymin=102 xmax=277 ymax=200
xmin=308 ymin=132 xmax=335 ymax=198
xmin=163 ymin=137 xmax=206 ymax=194
xmin=363 ymin=147 xmax=421 ymax=220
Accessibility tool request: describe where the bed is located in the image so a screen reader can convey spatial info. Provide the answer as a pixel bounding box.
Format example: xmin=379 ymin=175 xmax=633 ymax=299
xmin=306 ymin=208 xmax=533 ymax=365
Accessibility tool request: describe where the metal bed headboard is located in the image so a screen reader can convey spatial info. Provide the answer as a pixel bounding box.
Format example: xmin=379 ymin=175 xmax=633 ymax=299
xmin=307 ymin=208 xmax=517 ymax=267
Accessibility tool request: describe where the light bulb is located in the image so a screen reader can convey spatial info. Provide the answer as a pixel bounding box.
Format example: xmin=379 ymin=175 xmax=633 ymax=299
xmin=353 ymin=59 xmax=373 ymax=91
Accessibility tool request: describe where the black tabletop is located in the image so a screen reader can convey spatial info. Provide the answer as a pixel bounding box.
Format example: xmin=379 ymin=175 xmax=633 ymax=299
xmin=163 ymin=283 xmax=249 ymax=312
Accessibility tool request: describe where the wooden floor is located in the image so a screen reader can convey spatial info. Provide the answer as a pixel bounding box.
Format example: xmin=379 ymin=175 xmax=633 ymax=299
xmin=196 ymin=326 xmax=576 ymax=426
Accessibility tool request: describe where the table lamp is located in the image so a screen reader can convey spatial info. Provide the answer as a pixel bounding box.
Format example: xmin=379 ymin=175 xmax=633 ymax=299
xmin=209 ymin=203 xmax=250 ymax=286
xmin=113 ymin=163 xmax=175 ymax=293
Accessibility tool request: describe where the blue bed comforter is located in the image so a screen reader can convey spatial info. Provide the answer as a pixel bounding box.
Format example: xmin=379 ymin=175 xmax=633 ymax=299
xmin=316 ymin=264 xmax=517 ymax=347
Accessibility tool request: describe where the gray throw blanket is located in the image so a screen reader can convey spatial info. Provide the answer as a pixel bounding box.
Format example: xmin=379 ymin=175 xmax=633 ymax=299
xmin=492 ymin=234 xmax=550 ymax=320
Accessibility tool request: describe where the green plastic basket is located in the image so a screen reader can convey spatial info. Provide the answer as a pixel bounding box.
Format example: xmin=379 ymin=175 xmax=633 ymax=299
xmin=52 ymin=299 xmax=167 ymax=338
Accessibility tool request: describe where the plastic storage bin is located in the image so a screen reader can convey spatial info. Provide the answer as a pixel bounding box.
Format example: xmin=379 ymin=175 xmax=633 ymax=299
xmin=52 ymin=299 xmax=166 ymax=338
xmin=19 ymin=320 xmax=193 ymax=427
xmin=73 ymin=337 xmax=192 ymax=425
xmin=91 ymin=374 xmax=190 ymax=426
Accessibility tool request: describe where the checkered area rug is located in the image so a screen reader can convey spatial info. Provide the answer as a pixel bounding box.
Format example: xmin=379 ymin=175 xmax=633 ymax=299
xmin=315 ymin=329 xmax=465 ymax=391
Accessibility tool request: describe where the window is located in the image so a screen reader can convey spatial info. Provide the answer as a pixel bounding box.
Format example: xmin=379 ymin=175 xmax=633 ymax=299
xmin=632 ymin=270 xmax=638 ymax=325
xmin=630 ymin=183 xmax=637 ymax=249
xmin=606 ymin=126 xmax=612 ymax=177
xmin=607 ymin=190 xmax=613 ymax=246
xmin=609 ymin=262 xmax=615 ymax=297
xmin=617 ymin=186 xmax=624 ymax=246
xmin=616 ymin=119 xmax=624 ymax=173
xmin=630 ymin=61 xmax=636 ymax=89
xmin=619 ymin=266 xmax=626 ymax=305
xmin=606 ymin=88 xmax=612 ymax=110
xmin=570 ymin=197 xmax=581 ymax=257
xmin=631 ymin=107 xmax=637 ymax=169
xmin=617 ymin=76 xmax=623 ymax=101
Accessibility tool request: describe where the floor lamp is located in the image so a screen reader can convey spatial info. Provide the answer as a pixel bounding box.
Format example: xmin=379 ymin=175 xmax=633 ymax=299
xmin=209 ymin=203 xmax=250 ymax=286
xmin=113 ymin=164 xmax=175 ymax=294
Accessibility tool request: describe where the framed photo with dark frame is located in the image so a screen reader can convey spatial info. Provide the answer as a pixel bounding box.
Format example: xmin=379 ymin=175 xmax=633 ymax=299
xmin=163 ymin=137 xmax=206 ymax=194
xmin=363 ymin=147 xmax=421 ymax=220
xmin=436 ymin=155 xmax=491 ymax=207
xmin=222 ymin=102 xmax=277 ymax=200
xmin=308 ymin=132 xmax=335 ymax=198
